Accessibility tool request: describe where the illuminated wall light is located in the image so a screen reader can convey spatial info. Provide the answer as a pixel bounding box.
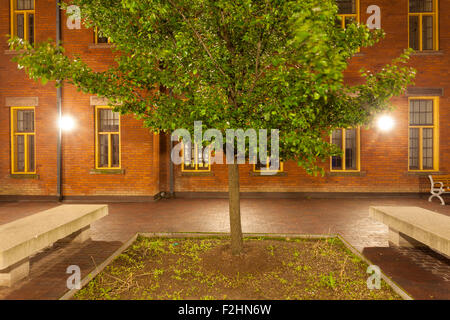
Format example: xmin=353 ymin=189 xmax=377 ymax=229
xmin=377 ymin=115 xmax=395 ymax=132
xmin=59 ymin=115 xmax=76 ymax=131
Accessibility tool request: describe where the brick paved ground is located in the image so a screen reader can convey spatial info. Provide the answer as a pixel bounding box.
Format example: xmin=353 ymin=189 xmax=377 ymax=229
xmin=0 ymin=197 xmax=449 ymax=300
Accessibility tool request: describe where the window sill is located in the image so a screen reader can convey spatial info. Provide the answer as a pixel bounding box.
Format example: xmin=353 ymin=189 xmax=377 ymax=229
xmin=405 ymin=171 xmax=443 ymax=176
xmin=411 ymin=50 xmax=444 ymax=56
xmin=327 ymin=171 xmax=366 ymax=177
xmin=250 ymin=171 xmax=287 ymax=177
xmin=181 ymin=171 xmax=214 ymax=177
xmin=90 ymin=169 xmax=125 ymax=175
xmin=10 ymin=174 xmax=39 ymax=179
xmin=88 ymin=43 xmax=114 ymax=49
xmin=4 ymin=49 xmax=25 ymax=55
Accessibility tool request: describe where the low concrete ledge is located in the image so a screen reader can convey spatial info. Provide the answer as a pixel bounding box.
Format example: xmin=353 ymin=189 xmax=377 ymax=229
xmin=369 ymin=206 xmax=450 ymax=257
xmin=0 ymin=205 xmax=108 ymax=271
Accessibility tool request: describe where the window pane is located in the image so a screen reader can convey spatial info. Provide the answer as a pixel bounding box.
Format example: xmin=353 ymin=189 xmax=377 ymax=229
xmin=409 ymin=99 xmax=433 ymax=125
xmin=422 ymin=128 xmax=434 ymax=169
xmin=335 ymin=16 xmax=343 ymax=28
xmin=28 ymin=135 xmax=35 ymax=172
xmin=28 ymin=14 xmax=34 ymax=45
xmin=344 ymin=16 xmax=357 ymax=28
xmin=98 ymin=134 xmax=109 ymax=167
xmin=422 ymin=16 xmax=434 ymax=50
xmin=17 ymin=0 xmax=34 ymax=10
xmin=111 ymin=134 xmax=120 ymax=168
xmin=409 ymin=128 xmax=420 ymax=170
xmin=15 ymin=135 xmax=25 ymax=172
xmin=345 ymin=129 xmax=357 ymax=170
xmin=255 ymin=158 xmax=267 ymax=171
xmin=16 ymin=110 xmax=34 ymax=132
xmin=16 ymin=13 xmax=24 ymax=39
xmin=97 ymin=36 xmax=109 ymax=44
xmin=99 ymin=109 xmax=119 ymax=132
xmin=409 ymin=16 xmax=420 ymax=50
xmin=331 ymin=129 xmax=343 ymax=170
xmin=336 ymin=0 xmax=356 ymax=14
xmin=409 ymin=0 xmax=433 ymax=13
xmin=183 ymin=142 xmax=196 ymax=170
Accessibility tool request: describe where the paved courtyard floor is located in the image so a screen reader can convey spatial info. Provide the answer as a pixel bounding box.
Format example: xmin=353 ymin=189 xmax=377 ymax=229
xmin=0 ymin=197 xmax=448 ymax=300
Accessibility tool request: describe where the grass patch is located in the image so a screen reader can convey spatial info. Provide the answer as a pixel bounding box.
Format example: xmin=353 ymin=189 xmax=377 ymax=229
xmin=74 ymin=236 xmax=401 ymax=300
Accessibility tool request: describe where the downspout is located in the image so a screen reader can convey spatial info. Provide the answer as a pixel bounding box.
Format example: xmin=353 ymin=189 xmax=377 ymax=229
xmin=56 ymin=0 xmax=62 ymax=201
xmin=169 ymin=137 xmax=174 ymax=197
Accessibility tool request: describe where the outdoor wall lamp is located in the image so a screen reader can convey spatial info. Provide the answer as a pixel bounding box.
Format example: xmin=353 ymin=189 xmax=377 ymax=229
xmin=59 ymin=115 xmax=76 ymax=131
xmin=377 ymin=115 xmax=395 ymax=132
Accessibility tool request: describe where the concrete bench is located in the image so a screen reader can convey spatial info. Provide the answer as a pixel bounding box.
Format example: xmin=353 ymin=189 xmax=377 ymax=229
xmin=428 ymin=175 xmax=450 ymax=205
xmin=0 ymin=204 xmax=108 ymax=287
xmin=369 ymin=206 xmax=450 ymax=257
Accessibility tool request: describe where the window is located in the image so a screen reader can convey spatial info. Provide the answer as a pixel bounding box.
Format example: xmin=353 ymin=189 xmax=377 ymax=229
xmin=336 ymin=0 xmax=360 ymax=29
xmin=253 ymin=158 xmax=284 ymax=173
xmin=95 ymin=107 xmax=120 ymax=169
xmin=10 ymin=0 xmax=35 ymax=45
xmin=94 ymin=27 xmax=110 ymax=44
xmin=11 ymin=107 xmax=35 ymax=174
xmin=408 ymin=97 xmax=439 ymax=171
xmin=182 ymin=143 xmax=211 ymax=172
xmin=409 ymin=0 xmax=439 ymax=51
xmin=331 ymin=128 xmax=360 ymax=171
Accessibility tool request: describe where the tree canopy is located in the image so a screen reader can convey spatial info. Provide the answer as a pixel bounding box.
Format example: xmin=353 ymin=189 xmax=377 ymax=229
xmin=10 ymin=0 xmax=415 ymax=174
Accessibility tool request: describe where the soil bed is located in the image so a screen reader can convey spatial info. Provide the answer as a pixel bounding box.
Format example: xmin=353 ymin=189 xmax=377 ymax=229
xmin=74 ymin=236 xmax=401 ymax=300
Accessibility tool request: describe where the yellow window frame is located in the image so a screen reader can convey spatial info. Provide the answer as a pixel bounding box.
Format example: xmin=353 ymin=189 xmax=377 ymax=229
xmin=408 ymin=97 xmax=439 ymax=172
xmin=10 ymin=0 xmax=35 ymax=42
xmin=181 ymin=143 xmax=211 ymax=172
xmin=337 ymin=0 xmax=360 ymax=29
xmin=408 ymin=0 xmax=439 ymax=51
xmin=95 ymin=106 xmax=121 ymax=169
xmin=94 ymin=27 xmax=111 ymax=44
xmin=10 ymin=106 xmax=36 ymax=174
xmin=330 ymin=127 xmax=361 ymax=172
xmin=253 ymin=158 xmax=284 ymax=173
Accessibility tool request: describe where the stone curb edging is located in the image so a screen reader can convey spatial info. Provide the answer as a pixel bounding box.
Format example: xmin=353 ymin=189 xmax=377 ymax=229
xmin=59 ymin=232 xmax=413 ymax=300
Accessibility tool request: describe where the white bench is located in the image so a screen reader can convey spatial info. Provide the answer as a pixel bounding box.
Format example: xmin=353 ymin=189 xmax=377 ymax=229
xmin=370 ymin=206 xmax=450 ymax=257
xmin=428 ymin=175 xmax=450 ymax=205
xmin=0 ymin=204 xmax=108 ymax=287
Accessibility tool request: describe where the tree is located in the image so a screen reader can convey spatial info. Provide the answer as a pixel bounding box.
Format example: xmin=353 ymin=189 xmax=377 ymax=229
xmin=10 ymin=0 xmax=415 ymax=255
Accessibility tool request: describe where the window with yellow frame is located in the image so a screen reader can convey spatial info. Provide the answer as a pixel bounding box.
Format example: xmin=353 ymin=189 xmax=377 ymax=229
xmin=95 ymin=106 xmax=121 ymax=169
xmin=10 ymin=0 xmax=35 ymax=45
xmin=181 ymin=143 xmax=211 ymax=172
xmin=11 ymin=107 xmax=36 ymax=174
xmin=408 ymin=0 xmax=439 ymax=51
xmin=408 ymin=97 xmax=439 ymax=171
xmin=253 ymin=157 xmax=284 ymax=173
xmin=330 ymin=128 xmax=360 ymax=171
xmin=94 ymin=27 xmax=111 ymax=44
xmin=336 ymin=0 xmax=360 ymax=29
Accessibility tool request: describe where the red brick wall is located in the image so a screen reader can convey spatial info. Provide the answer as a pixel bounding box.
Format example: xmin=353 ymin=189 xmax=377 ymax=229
xmin=173 ymin=0 xmax=450 ymax=194
xmin=0 ymin=0 xmax=160 ymax=198
xmin=0 ymin=0 xmax=58 ymax=196
xmin=0 ymin=0 xmax=449 ymax=197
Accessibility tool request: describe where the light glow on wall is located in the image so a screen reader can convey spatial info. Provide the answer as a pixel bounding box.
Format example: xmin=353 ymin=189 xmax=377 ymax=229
xmin=59 ymin=115 xmax=76 ymax=131
xmin=377 ymin=115 xmax=395 ymax=132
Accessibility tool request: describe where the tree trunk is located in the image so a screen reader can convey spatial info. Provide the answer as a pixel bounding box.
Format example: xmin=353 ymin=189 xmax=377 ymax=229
xmin=228 ymin=163 xmax=244 ymax=255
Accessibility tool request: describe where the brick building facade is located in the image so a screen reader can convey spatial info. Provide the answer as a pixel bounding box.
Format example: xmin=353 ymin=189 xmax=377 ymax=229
xmin=0 ymin=0 xmax=448 ymax=200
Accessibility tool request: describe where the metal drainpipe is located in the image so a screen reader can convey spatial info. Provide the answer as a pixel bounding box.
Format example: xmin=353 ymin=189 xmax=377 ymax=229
xmin=56 ymin=0 xmax=62 ymax=201
xmin=169 ymin=137 xmax=174 ymax=197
